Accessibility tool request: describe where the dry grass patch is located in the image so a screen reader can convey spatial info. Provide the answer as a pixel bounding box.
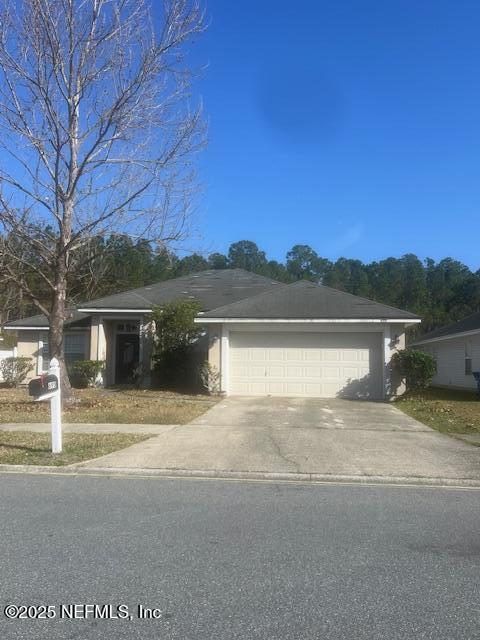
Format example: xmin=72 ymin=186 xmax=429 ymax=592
xmin=0 ymin=387 xmax=218 ymax=425
xmin=396 ymin=387 xmax=480 ymax=439
xmin=0 ymin=431 xmax=149 ymax=466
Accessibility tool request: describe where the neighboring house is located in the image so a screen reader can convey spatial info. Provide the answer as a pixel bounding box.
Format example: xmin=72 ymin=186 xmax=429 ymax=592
xmin=4 ymin=269 xmax=420 ymax=400
xmin=412 ymin=311 xmax=480 ymax=391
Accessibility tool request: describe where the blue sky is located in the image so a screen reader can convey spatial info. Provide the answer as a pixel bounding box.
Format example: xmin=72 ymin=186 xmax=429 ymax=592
xmin=185 ymin=0 xmax=480 ymax=269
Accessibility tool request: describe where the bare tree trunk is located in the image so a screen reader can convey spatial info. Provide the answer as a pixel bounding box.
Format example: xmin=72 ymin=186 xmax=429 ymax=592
xmin=50 ymin=249 xmax=72 ymax=400
xmin=0 ymin=0 xmax=205 ymax=397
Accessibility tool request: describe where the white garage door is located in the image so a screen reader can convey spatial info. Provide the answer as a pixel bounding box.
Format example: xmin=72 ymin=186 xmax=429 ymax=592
xmin=229 ymin=332 xmax=383 ymax=399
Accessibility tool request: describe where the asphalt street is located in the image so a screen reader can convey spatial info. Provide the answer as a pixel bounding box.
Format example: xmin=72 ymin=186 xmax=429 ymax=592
xmin=0 ymin=474 xmax=479 ymax=640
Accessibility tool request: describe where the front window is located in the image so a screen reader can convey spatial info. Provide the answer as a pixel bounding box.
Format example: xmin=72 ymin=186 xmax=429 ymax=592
xmin=39 ymin=333 xmax=87 ymax=373
xmin=465 ymin=341 xmax=472 ymax=376
xmin=65 ymin=334 xmax=88 ymax=369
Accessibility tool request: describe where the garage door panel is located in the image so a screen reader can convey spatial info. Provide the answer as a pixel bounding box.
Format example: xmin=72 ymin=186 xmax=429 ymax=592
xmin=286 ymin=365 xmax=302 ymax=377
xmin=285 ymin=382 xmax=303 ymax=394
xmin=304 ymin=365 xmax=322 ymax=377
xmin=229 ymin=332 xmax=383 ymax=399
xmin=305 ymin=350 xmax=322 ymax=361
xmin=286 ymin=349 xmax=303 ymax=360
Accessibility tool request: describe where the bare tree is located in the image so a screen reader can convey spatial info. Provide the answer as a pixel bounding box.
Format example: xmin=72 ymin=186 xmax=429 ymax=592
xmin=0 ymin=0 xmax=205 ymax=393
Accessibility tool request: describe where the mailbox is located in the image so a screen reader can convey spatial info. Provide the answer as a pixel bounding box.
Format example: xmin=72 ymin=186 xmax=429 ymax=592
xmin=28 ymin=373 xmax=59 ymax=398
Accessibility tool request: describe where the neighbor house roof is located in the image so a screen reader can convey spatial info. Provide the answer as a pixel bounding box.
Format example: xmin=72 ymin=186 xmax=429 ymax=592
xmin=413 ymin=310 xmax=480 ymax=344
xmin=77 ymin=269 xmax=282 ymax=312
xmin=4 ymin=310 xmax=90 ymax=330
xmin=200 ymin=280 xmax=421 ymax=321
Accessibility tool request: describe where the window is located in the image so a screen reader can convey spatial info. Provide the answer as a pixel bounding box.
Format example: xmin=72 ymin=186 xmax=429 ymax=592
xmin=116 ymin=322 xmax=139 ymax=334
xmin=39 ymin=334 xmax=87 ymax=373
xmin=65 ymin=334 xmax=87 ymax=369
xmin=465 ymin=341 xmax=472 ymax=376
xmin=38 ymin=333 xmax=50 ymax=374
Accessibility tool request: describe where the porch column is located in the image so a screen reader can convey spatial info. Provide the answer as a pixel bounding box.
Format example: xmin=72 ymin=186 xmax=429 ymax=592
xmin=220 ymin=325 xmax=229 ymax=394
xmin=139 ymin=316 xmax=152 ymax=388
xmin=90 ymin=316 xmax=106 ymax=386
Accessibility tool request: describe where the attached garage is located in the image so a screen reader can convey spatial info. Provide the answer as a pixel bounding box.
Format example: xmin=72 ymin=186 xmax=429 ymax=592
xmin=196 ymin=279 xmax=421 ymax=401
xmin=228 ymin=331 xmax=383 ymax=399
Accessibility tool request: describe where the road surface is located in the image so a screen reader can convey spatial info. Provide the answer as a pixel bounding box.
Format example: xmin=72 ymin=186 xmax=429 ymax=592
xmin=0 ymin=473 xmax=478 ymax=639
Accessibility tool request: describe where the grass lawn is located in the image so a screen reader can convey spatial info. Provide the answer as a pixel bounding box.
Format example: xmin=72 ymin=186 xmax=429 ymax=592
xmin=396 ymin=387 xmax=480 ymax=440
xmin=0 ymin=387 xmax=217 ymax=425
xmin=0 ymin=431 xmax=150 ymax=466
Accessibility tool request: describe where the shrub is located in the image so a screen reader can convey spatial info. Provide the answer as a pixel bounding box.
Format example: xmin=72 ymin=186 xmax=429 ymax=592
xmin=0 ymin=356 xmax=33 ymax=387
xmin=391 ymin=349 xmax=437 ymax=390
xmin=151 ymin=299 xmax=204 ymax=390
xmin=70 ymin=360 xmax=104 ymax=388
xmin=198 ymin=361 xmax=221 ymax=395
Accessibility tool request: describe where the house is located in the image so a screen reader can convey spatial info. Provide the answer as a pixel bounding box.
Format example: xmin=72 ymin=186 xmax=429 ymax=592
xmin=412 ymin=311 xmax=480 ymax=391
xmin=4 ymin=268 xmax=420 ymax=399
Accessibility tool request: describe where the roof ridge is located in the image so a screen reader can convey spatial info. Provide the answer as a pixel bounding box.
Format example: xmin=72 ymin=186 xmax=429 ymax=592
xmin=79 ymin=268 xmax=282 ymax=307
xmin=203 ymin=278 xmax=419 ymax=319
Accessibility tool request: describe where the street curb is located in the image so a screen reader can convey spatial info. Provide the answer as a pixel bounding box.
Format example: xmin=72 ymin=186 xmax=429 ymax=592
xmin=0 ymin=464 xmax=480 ymax=488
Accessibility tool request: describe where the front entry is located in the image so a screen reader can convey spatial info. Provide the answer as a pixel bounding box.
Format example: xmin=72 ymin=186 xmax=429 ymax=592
xmin=115 ymin=333 xmax=140 ymax=384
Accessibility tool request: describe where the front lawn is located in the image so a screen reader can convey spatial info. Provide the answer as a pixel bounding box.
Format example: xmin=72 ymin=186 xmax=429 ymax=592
xmin=396 ymin=387 xmax=480 ymax=439
xmin=0 ymin=387 xmax=217 ymax=425
xmin=0 ymin=431 xmax=149 ymax=466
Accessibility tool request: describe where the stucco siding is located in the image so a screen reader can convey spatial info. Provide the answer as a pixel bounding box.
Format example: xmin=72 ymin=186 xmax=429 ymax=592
xmin=16 ymin=331 xmax=40 ymax=381
xmin=389 ymin=324 xmax=407 ymax=398
xmin=207 ymin=324 xmax=222 ymax=371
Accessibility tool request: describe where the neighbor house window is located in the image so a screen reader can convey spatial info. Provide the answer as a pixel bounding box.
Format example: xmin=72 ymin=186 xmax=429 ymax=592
xmin=465 ymin=341 xmax=472 ymax=376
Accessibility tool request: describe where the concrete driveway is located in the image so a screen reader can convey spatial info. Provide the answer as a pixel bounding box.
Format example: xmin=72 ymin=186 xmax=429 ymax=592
xmin=78 ymin=397 xmax=480 ymax=482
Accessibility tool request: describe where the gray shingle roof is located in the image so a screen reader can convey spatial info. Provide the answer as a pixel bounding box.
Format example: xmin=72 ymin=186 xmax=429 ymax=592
xmin=5 ymin=310 xmax=90 ymax=329
xmin=202 ymin=280 xmax=421 ymax=320
xmin=414 ymin=310 xmax=480 ymax=343
xmin=78 ymin=269 xmax=282 ymax=311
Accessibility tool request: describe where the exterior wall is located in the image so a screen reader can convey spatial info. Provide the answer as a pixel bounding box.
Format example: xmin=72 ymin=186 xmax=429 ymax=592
xmin=15 ymin=329 xmax=90 ymax=381
xmin=387 ymin=324 xmax=407 ymax=399
xmin=16 ymin=331 xmax=40 ymax=381
xmin=201 ymin=321 xmax=414 ymax=399
xmin=207 ymin=324 xmax=222 ymax=371
xmin=419 ymin=334 xmax=480 ymax=390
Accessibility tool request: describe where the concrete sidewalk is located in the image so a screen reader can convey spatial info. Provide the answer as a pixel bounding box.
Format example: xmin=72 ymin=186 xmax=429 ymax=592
xmin=0 ymin=422 xmax=176 ymax=434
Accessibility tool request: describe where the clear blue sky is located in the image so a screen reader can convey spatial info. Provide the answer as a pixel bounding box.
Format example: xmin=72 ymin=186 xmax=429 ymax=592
xmin=187 ymin=0 xmax=480 ymax=269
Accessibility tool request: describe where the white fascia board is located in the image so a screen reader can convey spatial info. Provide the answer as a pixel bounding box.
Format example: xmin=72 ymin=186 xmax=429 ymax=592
xmin=412 ymin=328 xmax=480 ymax=346
xmin=4 ymin=326 xmax=48 ymax=330
xmin=77 ymin=308 xmax=152 ymax=314
xmin=194 ymin=317 xmax=421 ymax=324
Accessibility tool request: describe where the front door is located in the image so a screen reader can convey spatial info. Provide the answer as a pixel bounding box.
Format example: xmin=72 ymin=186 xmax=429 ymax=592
xmin=115 ymin=334 xmax=140 ymax=384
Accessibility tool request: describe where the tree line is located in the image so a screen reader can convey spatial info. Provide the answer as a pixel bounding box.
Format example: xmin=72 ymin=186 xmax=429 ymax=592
xmin=2 ymin=235 xmax=479 ymax=338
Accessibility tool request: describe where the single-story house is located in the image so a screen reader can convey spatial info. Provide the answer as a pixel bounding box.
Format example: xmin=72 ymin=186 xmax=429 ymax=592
xmin=4 ymin=268 xmax=420 ymax=400
xmin=412 ymin=311 xmax=480 ymax=391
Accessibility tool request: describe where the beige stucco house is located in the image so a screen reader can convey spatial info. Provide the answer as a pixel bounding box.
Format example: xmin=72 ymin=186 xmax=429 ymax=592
xmin=5 ymin=269 xmax=421 ymax=399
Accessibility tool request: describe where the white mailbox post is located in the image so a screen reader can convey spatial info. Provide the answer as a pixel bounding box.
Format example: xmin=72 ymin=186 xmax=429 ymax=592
xmin=29 ymin=357 xmax=62 ymax=454
xmin=49 ymin=358 xmax=62 ymax=454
